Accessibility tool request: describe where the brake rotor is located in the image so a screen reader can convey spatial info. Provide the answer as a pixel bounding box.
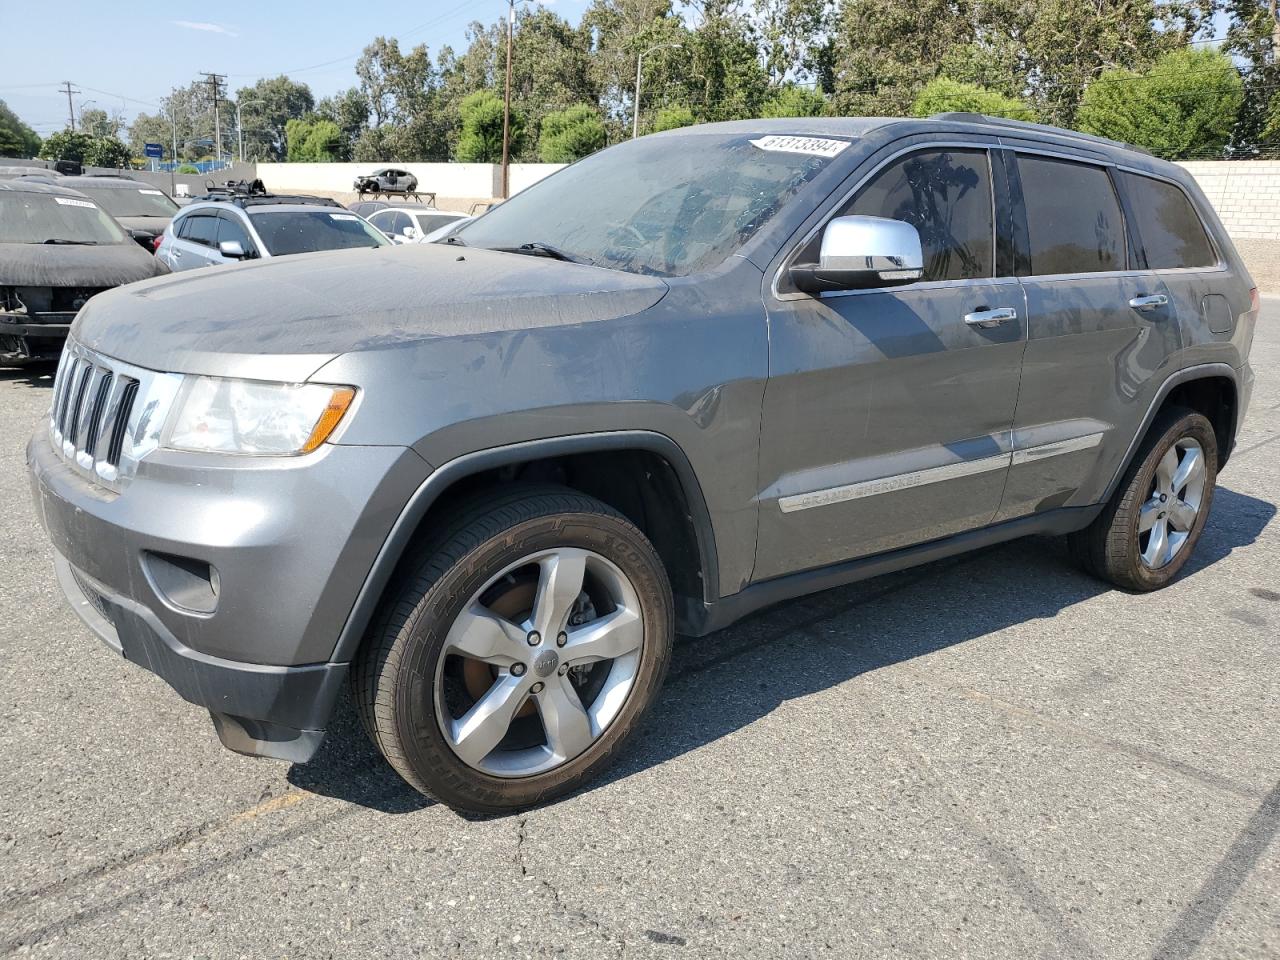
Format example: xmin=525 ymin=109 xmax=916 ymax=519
xmin=463 ymin=574 xmax=538 ymax=717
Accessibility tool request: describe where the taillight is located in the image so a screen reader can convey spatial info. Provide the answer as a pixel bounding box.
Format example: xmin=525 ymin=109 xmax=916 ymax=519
xmin=1250 ymin=287 xmax=1260 ymax=317
xmin=151 ymin=233 xmax=164 ymax=254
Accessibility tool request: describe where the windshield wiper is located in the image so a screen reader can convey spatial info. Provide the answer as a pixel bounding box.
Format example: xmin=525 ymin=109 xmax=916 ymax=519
xmin=40 ymin=238 xmax=98 ymax=245
xmin=502 ymin=241 xmax=593 ymax=265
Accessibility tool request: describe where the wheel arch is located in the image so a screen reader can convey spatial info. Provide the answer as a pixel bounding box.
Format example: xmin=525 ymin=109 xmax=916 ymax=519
xmin=329 ymin=431 xmax=720 ymax=664
xmin=1102 ymin=363 xmax=1239 ymax=502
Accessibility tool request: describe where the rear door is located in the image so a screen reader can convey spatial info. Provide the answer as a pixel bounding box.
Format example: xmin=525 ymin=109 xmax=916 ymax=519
xmin=755 ymin=144 xmax=1027 ymax=579
xmin=997 ymin=149 xmax=1179 ymax=521
xmin=166 ymin=212 xmax=217 ymax=270
xmin=1112 ymin=170 xmax=1227 ymax=368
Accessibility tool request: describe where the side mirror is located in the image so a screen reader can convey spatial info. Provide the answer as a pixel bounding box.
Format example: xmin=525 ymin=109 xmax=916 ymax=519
xmin=218 ymin=240 xmax=247 ymax=259
xmin=789 ymin=216 xmax=923 ymax=295
xmin=403 ymin=225 xmax=419 ymax=240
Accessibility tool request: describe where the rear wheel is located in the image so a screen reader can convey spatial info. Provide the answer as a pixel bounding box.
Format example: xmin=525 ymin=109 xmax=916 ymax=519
xmin=352 ymin=489 xmax=673 ymax=813
xmin=1069 ymin=407 xmax=1217 ymax=591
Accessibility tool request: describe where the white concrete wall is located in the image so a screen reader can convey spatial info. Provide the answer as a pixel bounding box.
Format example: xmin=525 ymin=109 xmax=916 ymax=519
xmin=257 ymin=162 xmax=501 ymax=198
xmin=1179 ymin=161 xmax=1280 ymax=242
xmin=509 ymin=163 xmax=566 ymax=194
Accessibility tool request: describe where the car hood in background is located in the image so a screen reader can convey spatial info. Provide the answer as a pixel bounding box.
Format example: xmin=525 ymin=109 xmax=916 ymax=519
xmin=115 ymin=215 xmax=171 ymax=237
xmin=71 ymin=243 xmax=670 ymax=380
xmin=0 ymin=241 xmax=165 ymax=288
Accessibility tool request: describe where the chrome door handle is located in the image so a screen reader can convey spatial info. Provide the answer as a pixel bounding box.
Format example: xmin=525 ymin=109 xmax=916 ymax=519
xmin=964 ymin=307 xmax=1017 ymax=328
xmin=1128 ymin=294 xmax=1168 ymax=312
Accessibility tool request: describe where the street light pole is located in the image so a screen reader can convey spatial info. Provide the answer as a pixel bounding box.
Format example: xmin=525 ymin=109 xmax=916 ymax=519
xmin=235 ymin=99 xmax=265 ymax=164
xmin=633 ymin=43 xmax=681 ymax=139
xmin=500 ymin=0 xmax=516 ymax=200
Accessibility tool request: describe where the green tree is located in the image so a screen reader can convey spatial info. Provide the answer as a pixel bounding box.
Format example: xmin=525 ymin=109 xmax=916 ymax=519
xmin=233 ymin=76 xmax=315 ymax=161
xmin=455 ymin=90 xmax=520 ymax=162
xmin=652 ymin=104 xmax=695 ymax=131
xmin=760 ymin=85 xmax=827 ymax=117
xmin=315 ymin=88 xmax=368 ymax=160
xmin=538 ymin=104 xmax=607 ymax=161
xmin=39 ymin=130 xmax=94 ymax=163
xmin=84 ymin=136 xmax=132 ymax=168
xmin=1077 ymin=47 xmax=1244 ymax=158
xmin=285 ymin=117 xmax=344 ymax=161
xmin=910 ymin=77 xmax=1035 ymax=121
xmin=0 ymin=99 xmax=41 ymax=158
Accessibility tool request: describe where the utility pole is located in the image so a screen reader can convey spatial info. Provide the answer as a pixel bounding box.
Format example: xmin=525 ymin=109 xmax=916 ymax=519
xmin=500 ymin=0 xmax=516 ymax=200
xmin=200 ymin=72 xmax=227 ymax=164
xmin=59 ymin=81 xmax=81 ymax=131
xmin=632 ymin=43 xmax=681 ymax=139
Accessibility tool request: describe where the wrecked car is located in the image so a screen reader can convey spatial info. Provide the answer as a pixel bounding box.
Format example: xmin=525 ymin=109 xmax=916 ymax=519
xmin=1 ymin=179 xmax=167 ymax=363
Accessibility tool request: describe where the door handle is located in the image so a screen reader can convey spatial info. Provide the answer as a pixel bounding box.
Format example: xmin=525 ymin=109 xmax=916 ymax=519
xmin=1128 ymin=294 xmax=1168 ymax=312
xmin=963 ymin=306 xmax=1017 ymax=329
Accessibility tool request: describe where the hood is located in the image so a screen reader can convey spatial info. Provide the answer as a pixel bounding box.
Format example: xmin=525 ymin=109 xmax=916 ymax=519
xmin=116 ymin=215 xmax=170 ymax=237
xmin=0 ymin=241 xmax=164 ymax=288
xmin=71 ymin=242 xmax=670 ymax=380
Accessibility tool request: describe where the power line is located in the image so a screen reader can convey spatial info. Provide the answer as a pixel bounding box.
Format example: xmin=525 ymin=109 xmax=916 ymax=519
xmin=200 ymin=72 xmax=227 ymax=161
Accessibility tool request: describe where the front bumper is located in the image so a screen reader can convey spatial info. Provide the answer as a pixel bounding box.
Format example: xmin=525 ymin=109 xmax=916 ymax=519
xmin=28 ymin=424 xmax=428 ymax=761
xmin=1 ymin=313 xmax=70 ymax=360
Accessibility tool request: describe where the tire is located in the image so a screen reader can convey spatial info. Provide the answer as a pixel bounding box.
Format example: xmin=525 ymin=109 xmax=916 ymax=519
xmin=1069 ymin=406 xmax=1217 ymax=591
xmin=352 ymin=487 xmax=674 ymax=814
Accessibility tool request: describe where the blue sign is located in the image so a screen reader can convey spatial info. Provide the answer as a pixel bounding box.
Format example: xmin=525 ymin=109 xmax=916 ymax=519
xmin=143 ymin=143 xmax=163 ymax=159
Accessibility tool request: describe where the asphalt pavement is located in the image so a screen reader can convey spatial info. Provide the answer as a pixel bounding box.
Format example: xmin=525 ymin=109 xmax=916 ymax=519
xmin=1 ymin=301 xmax=1277 ymax=959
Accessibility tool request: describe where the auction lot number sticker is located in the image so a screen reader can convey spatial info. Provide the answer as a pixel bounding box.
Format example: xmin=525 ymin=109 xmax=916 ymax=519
xmin=749 ymin=135 xmax=850 ymax=158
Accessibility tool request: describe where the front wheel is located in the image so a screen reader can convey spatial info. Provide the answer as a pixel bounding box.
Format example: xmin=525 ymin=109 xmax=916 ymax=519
xmin=1069 ymin=407 xmax=1217 ymax=591
xmin=352 ymin=489 xmax=673 ymax=814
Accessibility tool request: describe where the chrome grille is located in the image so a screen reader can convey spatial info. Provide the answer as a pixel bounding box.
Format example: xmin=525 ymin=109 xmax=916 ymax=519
xmin=48 ymin=339 xmax=183 ymax=491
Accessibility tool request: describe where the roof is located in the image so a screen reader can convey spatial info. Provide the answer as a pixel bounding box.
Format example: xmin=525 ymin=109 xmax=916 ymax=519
xmin=56 ymin=175 xmax=154 ymax=190
xmin=653 ymin=113 xmax=1155 ymax=162
xmin=375 ymin=207 xmax=462 ymax=216
xmin=186 ymin=192 xmax=342 ymax=210
xmin=0 ymin=179 xmax=93 ymax=199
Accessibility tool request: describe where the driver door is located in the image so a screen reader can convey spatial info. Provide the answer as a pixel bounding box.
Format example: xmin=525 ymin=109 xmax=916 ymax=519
xmin=754 ymin=146 xmax=1027 ymax=580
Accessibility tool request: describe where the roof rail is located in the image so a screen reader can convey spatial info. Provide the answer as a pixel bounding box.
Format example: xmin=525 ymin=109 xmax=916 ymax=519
xmin=192 ymin=190 xmax=342 ymax=209
xmin=929 ymin=112 xmax=1152 ymax=156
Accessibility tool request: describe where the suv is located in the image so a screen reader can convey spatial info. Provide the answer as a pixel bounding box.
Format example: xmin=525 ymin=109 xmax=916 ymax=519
xmin=1 ymin=179 xmax=165 ymax=363
xmin=46 ymin=174 xmax=180 ymax=251
xmin=353 ymin=168 xmax=419 ymax=199
xmin=29 ymin=116 xmax=1258 ymax=813
xmin=367 ymin=206 xmax=470 ymax=244
xmin=156 ymin=190 xmax=389 ymax=270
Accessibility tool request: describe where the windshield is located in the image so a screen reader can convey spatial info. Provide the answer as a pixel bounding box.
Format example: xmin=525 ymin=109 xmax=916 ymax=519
xmin=79 ymin=184 xmax=179 ymax=218
xmin=454 ymin=133 xmax=842 ymax=276
xmin=0 ymin=191 xmax=130 ymax=244
xmin=248 ymin=209 xmax=391 ymax=256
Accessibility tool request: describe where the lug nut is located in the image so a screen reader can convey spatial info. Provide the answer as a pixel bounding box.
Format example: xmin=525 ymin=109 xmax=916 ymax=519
xmin=558 ymin=664 xmax=569 ymax=676
xmin=511 ymin=663 xmax=526 ymax=676
xmin=556 ymin=632 xmax=567 ymax=647
xmin=531 ymin=682 xmax=544 ymax=693
xmin=527 ymin=631 xmax=542 ymax=646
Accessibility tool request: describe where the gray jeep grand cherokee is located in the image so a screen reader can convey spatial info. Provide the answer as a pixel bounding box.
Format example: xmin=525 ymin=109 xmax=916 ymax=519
xmin=29 ymin=115 xmax=1258 ymax=813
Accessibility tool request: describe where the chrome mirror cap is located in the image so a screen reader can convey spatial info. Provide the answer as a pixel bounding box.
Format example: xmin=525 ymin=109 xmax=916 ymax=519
xmin=790 ymin=215 xmax=924 ymax=294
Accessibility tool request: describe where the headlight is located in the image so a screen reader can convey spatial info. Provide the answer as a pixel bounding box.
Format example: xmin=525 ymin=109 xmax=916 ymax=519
xmin=163 ymin=377 xmax=356 ymax=456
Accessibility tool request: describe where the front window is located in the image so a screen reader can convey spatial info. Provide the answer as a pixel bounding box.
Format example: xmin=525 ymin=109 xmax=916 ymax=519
xmin=247 ymin=209 xmax=390 ymax=256
xmin=78 ymin=185 xmax=179 ymax=219
xmin=454 ymin=134 xmax=842 ymax=277
xmin=0 ymin=191 xmax=130 ymax=245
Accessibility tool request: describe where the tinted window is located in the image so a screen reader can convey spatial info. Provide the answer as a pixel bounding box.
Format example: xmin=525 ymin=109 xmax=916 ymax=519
xmin=418 ymin=213 xmax=463 ymax=233
xmin=248 ymin=209 xmax=389 ymax=256
xmin=215 ymin=213 xmax=253 ymax=252
xmin=79 ymin=185 xmax=178 ymax=218
xmin=1117 ymin=172 xmax=1215 ymax=270
xmin=367 ymin=210 xmax=393 ymax=231
xmin=843 ymin=149 xmax=994 ymax=282
xmin=1018 ymin=156 xmax=1124 ymax=275
xmin=390 ymin=211 xmax=413 ymax=235
xmin=181 ymin=214 xmax=217 ymax=247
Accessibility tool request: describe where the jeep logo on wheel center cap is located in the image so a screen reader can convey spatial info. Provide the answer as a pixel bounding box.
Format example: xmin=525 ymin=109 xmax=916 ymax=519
xmin=533 ymin=650 xmax=560 ymax=678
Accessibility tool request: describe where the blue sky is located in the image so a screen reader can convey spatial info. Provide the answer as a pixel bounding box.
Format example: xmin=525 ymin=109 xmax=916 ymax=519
xmin=0 ymin=0 xmax=589 ymax=134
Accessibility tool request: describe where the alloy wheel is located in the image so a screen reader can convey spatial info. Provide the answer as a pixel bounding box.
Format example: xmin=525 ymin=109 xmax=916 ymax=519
xmin=1138 ymin=437 xmax=1206 ymax=569
xmin=432 ymin=548 xmax=644 ymax=777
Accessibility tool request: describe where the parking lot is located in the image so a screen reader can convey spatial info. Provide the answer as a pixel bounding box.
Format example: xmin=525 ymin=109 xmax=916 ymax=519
xmin=0 ymin=300 xmax=1275 ymax=959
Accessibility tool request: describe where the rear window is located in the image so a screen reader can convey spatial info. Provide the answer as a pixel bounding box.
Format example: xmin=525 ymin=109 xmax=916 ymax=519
xmin=249 ymin=209 xmax=390 ymax=256
xmin=1018 ymin=156 xmax=1125 ymax=276
xmin=0 ymin=191 xmax=129 ymax=245
xmin=1117 ymin=172 xmax=1216 ymax=270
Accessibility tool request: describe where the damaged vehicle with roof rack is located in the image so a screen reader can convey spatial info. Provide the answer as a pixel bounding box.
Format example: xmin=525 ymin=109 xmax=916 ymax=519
xmin=1 ymin=179 xmax=166 ymax=364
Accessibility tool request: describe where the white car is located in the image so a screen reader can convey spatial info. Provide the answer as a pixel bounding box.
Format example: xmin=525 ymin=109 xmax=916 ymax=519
xmin=367 ymin=207 xmax=471 ymax=244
